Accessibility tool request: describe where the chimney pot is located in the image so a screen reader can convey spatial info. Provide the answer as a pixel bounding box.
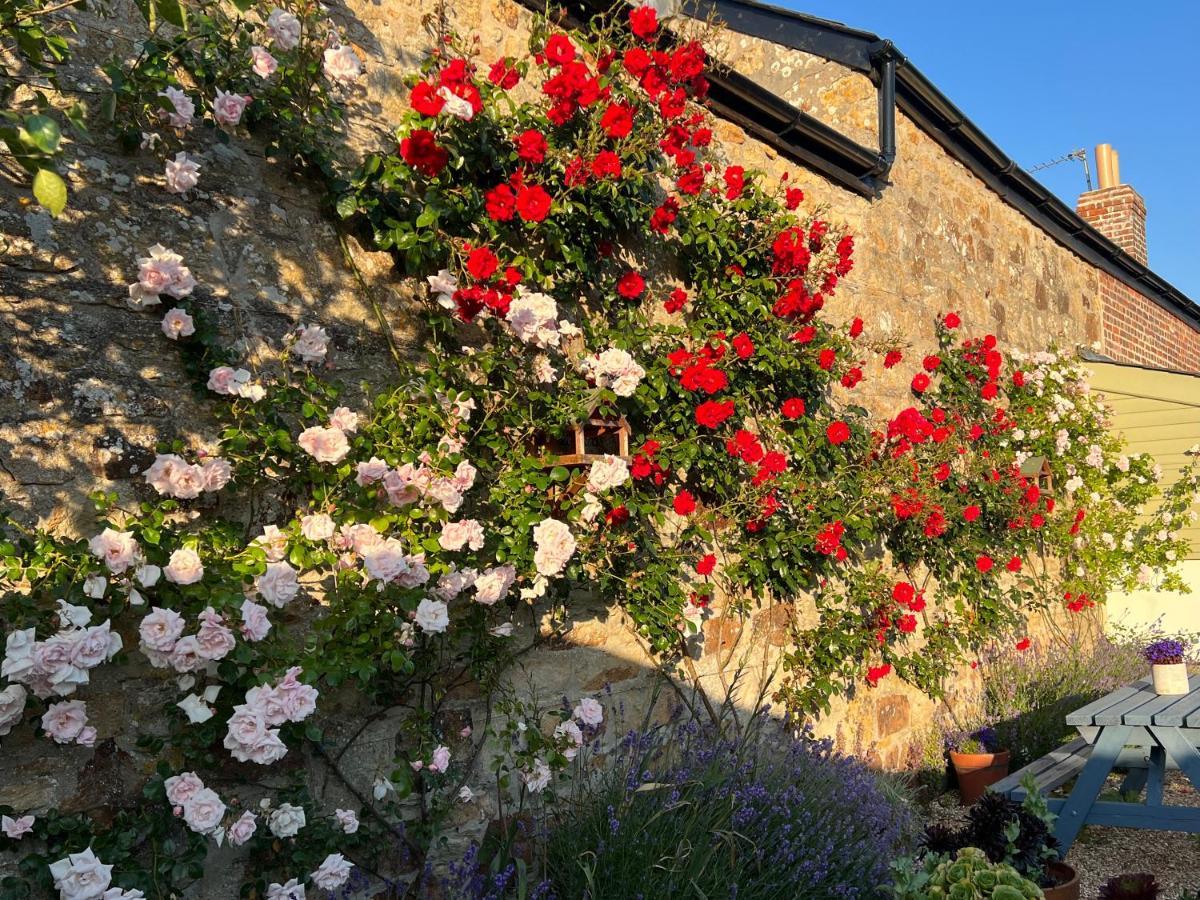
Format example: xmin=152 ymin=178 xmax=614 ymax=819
xmin=1077 ymin=145 xmax=1146 ymax=265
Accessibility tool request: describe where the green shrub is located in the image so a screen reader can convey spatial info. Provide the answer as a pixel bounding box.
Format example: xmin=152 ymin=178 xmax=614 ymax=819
xmin=891 ymin=847 xmax=1044 ymax=899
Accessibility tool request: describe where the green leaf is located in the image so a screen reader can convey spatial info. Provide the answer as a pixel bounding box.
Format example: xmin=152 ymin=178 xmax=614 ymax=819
xmin=32 ymin=168 xmax=67 ymax=217
xmin=24 ymin=114 xmax=61 ymax=154
xmin=155 ymin=0 xmax=187 ymax=28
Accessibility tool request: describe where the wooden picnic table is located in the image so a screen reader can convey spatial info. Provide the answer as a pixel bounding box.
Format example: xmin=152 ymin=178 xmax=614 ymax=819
xmin=992 ymin=675 xmax=1200 ymax=852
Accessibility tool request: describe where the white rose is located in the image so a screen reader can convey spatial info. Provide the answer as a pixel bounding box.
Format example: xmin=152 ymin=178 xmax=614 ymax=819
xmin=49 ymin=848 xmax=113 ymax=900
xmin=414 ymin=597 xmax=449 ymax=634
xmin=268 ymin=803 xmax=306 ymax=838
xmin=256 ymin=561 xmax=300 ymax=607
xmin=164 ymin=547 xmax=204 ymax=585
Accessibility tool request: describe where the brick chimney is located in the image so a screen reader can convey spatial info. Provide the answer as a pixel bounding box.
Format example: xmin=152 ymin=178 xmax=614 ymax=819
xmin=1076 ymin=143 xmax=1147 ymax=264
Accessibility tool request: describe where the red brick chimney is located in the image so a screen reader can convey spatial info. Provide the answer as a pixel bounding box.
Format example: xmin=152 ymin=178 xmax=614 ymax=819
xmin=1076 ymin=144 xmax=1147 ymax=265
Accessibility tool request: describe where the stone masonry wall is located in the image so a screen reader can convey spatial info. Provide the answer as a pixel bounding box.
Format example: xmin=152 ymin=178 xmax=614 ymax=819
xmin=0 ymin=0 xmax=1167 ymax=891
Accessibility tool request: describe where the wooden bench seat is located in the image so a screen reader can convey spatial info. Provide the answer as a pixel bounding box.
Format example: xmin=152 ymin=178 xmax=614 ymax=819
xmin=990 ymin=736 xmax=1092 ymax=800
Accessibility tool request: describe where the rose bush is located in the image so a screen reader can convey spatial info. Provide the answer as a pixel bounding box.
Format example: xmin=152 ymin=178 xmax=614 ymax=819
xmin=2 ymin=2 xmax=1198 ymax=896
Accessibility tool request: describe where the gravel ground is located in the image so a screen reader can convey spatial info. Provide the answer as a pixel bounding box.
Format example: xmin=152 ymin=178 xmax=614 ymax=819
xmin=924 ymin=773 xmax=1200 ymax=899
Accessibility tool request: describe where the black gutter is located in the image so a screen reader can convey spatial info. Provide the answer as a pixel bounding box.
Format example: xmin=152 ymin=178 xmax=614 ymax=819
xmin=686 ymin=0 xmax=1200 ymax=330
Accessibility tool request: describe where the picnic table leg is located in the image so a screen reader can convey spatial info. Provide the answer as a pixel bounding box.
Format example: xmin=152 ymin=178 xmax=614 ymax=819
xmin=1119 ymin=765 xmax=1149 ymax=799
xmin=1149 ymin=727 xmax=1200 ymax=796
xmin=1144 ymin=746 xmax=1165 ymax=806
xmin=1053 ymin=724 xmax=1132 ymax=852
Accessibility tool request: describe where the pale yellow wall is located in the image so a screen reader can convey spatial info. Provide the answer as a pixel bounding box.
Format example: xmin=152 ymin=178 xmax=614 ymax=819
xmin=1107 ymin=560 xmax=1200 ymax=635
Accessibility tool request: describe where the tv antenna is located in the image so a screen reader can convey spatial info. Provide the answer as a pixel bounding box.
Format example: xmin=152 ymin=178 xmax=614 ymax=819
xmin=1028 ymin=148 xmax=1093 ymax=191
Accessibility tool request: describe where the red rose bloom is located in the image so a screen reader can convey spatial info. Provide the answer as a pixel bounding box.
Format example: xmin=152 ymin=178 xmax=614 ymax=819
xmin=515 ymin=185 xmax=552 ymax=222
xmin=785 ymin=187 xmax=804 ymax=210
xmin=892 ymin=582 xmax=915 ymax=605
xmin=485 ymin=184 xmax=516 ymax=221
xmin=400 ymin=129 xmax=449 ymax=177
xmin=696 ymin=553 xmax=716 ymax=576
xmin=841 ymin=367 xmax=863 ymax=389
xmin=943 ymin=312 xmax=961 ymax=329
xmin=489 ymin=57 xmax=521 ymax=89
xmin=629 ymin=4 xmax=658 ymax=40
xmin=605 ymin=505 xmax=630 ymax=526
xmin=410 ymin=81 xmax=444 ymax=117
xmin=723 ymin=165 xmax=745 ymax=200
xmin=543 ymin=34 xmax=576 ymax=66
xmin=897 ymin=614 xmax=917 ymax=634
xmin=465 ymin=246 xmax=499 ymax=281
xmin=981 ymin=382 xmax=999 ymax=400
xmin=695 ymin=400 xmax=735 ymax=429
xmin=781 ymin=398 xmax=806 ymax=419
xmin=923 ymin=355 xmax=942 ymax=372
xmin=884 ymin=349 xmax=903 ymax=368
xmin=617 ymin=270 xmax=645 ymax=299
xmin=591 ymin=150 xmax=622 ymax=180
xmin=911 ymin=373 xmax=931 ymax=393
xmin=826 ymin=421 xmax=851 ymax=445
xmin=515 ymin=129 xmax=547 ymax=164
xmin=818 ymin=348 xmax=836 ymax=370
xmin=673 ymin=490 xmax=696 ymax=515
xmin=664 ymin=287 xmax=688 ymax=313
xmin=677 ymin=166 xmax=705 ymax=195
xmin=732 ymin=332 xmax=754 ymax=359
xmin=849 ymin=317 xmax=864 ymax=338
xmin=1007 ymin=556 xmax=1023 ymax=572
xmin=1015 ymin=637 xmax=1031 ymax=651
xmin=866 ymin=663 xmax=891 ymax=686
xmin=599 ymin=102 xmax=634 ymax=139
xmin=963 ymin=505 xmax=981 ymax=522
xmin=975 ymin=555 xmax=994 ymax=573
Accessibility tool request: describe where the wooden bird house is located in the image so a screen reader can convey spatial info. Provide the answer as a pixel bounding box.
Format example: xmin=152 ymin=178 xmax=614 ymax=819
xmin=1019 ymin=455 xmax=1054 ymax=494
xmin=543 ymin=413 xmax=631 ymax=466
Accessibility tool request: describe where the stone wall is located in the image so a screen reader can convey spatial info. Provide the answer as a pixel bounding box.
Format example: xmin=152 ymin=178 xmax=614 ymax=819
xmin=0 ymin=0 xmax=1164 ymax=891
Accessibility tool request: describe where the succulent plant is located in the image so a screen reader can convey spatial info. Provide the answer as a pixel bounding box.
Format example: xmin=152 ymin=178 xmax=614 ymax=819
xmin=1099 ymin=873 xmax=1160 ymax=900
xmin=891 ymin=847 xmax=1044 ymax=899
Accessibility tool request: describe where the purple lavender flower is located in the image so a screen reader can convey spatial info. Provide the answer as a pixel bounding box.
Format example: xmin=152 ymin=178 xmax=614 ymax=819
xmin=1143 ymin=639 xmax=1186 ymax=665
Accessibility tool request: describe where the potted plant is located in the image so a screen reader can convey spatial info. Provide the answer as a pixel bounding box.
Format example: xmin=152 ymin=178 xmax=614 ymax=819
xmin=920 ymin=776 xmax=1078 ymax=899
xmin=890 ymin=847 xmax=1043 ymax=899
xmin=1099 ymin=874 xmax=1160 ymax=899
xmin=948 ymin=726 xmax=1010 ymax=805
xmin=1143 ymin=639 xmax=1189 ymax=695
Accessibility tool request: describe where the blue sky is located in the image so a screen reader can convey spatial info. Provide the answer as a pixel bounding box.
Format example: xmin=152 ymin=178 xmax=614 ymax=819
xmin=776 ymin=1 xmax=1200 ymax=299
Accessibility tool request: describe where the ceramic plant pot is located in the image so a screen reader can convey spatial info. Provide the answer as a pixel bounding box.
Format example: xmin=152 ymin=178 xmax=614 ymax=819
xmin=1152 ymin=662 xmax=1189 ymax=695
xmin=1042 ymin=861 xmax=1080 ymax=900
xmin=949 ymin=749 xmax=1011 ymax=805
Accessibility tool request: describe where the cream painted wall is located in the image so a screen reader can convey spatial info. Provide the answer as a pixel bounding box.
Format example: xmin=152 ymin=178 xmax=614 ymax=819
xmin=1106 ymin=560 xmax=1200 ymax=635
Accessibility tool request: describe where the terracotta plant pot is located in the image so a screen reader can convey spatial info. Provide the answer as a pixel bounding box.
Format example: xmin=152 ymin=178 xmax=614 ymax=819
xmin=949 ymin=749 xmax=1011 ymax=805
xmin=1152 ymin=662 xmax=1188 ymax=695
xmin=1042 ymin=861 xmax=1080 ymax=900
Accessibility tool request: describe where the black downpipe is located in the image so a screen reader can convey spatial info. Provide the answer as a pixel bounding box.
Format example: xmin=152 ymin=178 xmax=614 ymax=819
xmin=866 ymin=40 xmax=902 ymax=182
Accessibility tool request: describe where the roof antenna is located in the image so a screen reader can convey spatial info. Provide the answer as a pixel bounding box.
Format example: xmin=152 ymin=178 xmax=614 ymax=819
xmin=1028 ymin=148 xmax=1093 ymax=191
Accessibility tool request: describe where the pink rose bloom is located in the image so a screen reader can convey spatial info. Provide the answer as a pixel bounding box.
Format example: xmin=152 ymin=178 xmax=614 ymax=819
xmin=0 ymin=684 xmax=28 ymax=737
xmin=182 ymin=787 xmax=226 ymax=834
xmin=266 ymin=879 xmax=306 ymax=900
xmin=273 ymin=667 xmax=318 ymax=722
xmin=355 ymin=457 xmax=388 ymax=485
xmin=144 ymin=453 xmax=206 ymax=499
xmin=253 ymin=524 xmax=289 ymax=562
xmin=164 ymin=547 xmax=204 ymax=585
xmin=169 ymin=635 xmax=204 ymax=673
xmin=291 ymin=323 xmax=330 ymax=363
xmin=427 ymin=478 xmax=464 ymax=514
xmin=88 ymin=528 xmax=140 ymax=574
xmin=77 ymin=725 xmax=97 ymax=747
xmin=49 ymin=848 xmax=113 ymax=898
xmin=212 ymin=89 xmax=250 ymax=128
xmin=200 ymin=457 xmax=232 ymax=492
xmin=452 ymin=460 xmax=478 ymax=492
xmin=555 ymin=719 xmax=584 ymax=760
xmin=265 ymin=8 xmax=301 ymax=50
xmin=311 ymin=853 xmax=353 ymax=891
xmin=256 ymin=561 xmax=299 ymax=607
xmin=573 ymin=697 xmax=604 ymax=727
xmin=206 ymin=366 xmax=252 ymax=396
xmin=473 ymin=565 xmax=516 ymax=606
xmin=161 ymin=307 xmax=195 ymax=339
xmin=32 ymin=636 xmax=87 ymax=696
xmin=532 ymin=518 xmax=576 ymax=577
xmin=383 ymin=465 xmax=422 ymax=506
xmin=135 ymin=244 xmax=195 ymax=300
xmin=1 ymin=814 xmax=34 ymax=840
xmin=342 ymin=523 xmax=382 ymax=555
xmin=42 ymin=699 xmax=88 ymax=744
xmin=300 ymin=513 xmax=336 ymax=541
xmin=245 ymin=685 xmax=289 ymax=726
xmin=428 ymin=745 xmax=451 ymax=773
xmin=250 ymin=45 xmax=278 ymax=78
xmin=414 ymin=597 xmax=448 ymax=634
xmin=322 ymin=44 xmax=362 ymax=85
xmin=328 ymin=406 xmax=358 ymax=433
xmin=298 ymin=426 xmax=350 ymax=464
xmin=139 ymin=607 xmax=185 ymax=653
xmin=69 ymin=621 xmax=120 ymax=670
xmin=240 ymin=600 xmax=272 ymax=642
xmin=164 ymin=771 xmax=205 ymax=805
xmin=433 ymin=567 xmax=476 ymax=601
xmin=334 ymin=808 xmax=359 ymax=834
xmin=438 ymin=519 xmax=485 ymax=552
xmin=159 ymin=86 xmax=194 ymax=128
xmin=164 ymin=151 xmax=200 ymax=193
xmin=227 ymin=810 xmax=257 ymax=846
xmin=195 ymin=609 xmax=236 ymax=661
